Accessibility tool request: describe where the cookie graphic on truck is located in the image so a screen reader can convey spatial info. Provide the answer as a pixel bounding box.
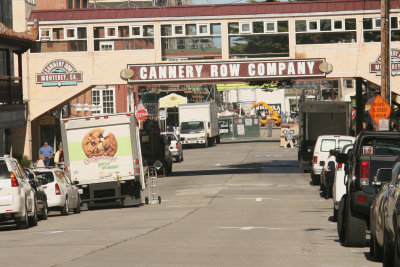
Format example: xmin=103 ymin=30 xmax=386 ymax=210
xmin=82 ymin=128 xmax=118 ymax=158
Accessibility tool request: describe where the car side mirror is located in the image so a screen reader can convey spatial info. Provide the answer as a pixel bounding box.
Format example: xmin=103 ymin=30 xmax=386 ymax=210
xmin=29 ymin=180 xmax=37 ymax=189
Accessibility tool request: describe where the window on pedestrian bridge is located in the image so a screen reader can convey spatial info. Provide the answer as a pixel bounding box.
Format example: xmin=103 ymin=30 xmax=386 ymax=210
xmin=363 ymin=17 xmax=400 ymax=42
xmin=93 ymin=25 xmax=155 ymax=51
xmin=31 ymin=27 xmax=88 ymax=53
xmin=295 ymin=18 xmax=356 ymax=44
xmin=228 ymin=20 xmax=289 ymax=59
xmin=161 ymin=23 xmax=222 ymax=61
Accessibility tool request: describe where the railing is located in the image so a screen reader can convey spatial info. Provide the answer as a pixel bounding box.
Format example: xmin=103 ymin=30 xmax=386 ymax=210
xmin=0 ymin=76 xmax=23 ymax=105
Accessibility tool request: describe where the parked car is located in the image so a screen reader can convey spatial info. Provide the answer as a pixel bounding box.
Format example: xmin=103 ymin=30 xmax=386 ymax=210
xmin=32 ymin=167 xmax=81 ymax=215
xmin=0 ymin=155 xmax=37 ymax=229
xmin=332 ymin=144 xmax=353 ymax=221
xmin=23 ymin=168 xmax=48 ymax=220
xmin=383 ymin=159 xmax=400 ymax=266
xmin=312 ymin=135 xmax=355 ymax=187
xmin=369 ymin=168 xmax=392 ymax=262
xmin=336 ymin=131 xmax=400 ymax=248
xmin=162 ymin=132 xmax=183 ymax=162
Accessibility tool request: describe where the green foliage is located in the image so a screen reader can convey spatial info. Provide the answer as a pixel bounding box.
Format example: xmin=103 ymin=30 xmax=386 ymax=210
xmin=18 ymin=155 xmax=32 ymax=168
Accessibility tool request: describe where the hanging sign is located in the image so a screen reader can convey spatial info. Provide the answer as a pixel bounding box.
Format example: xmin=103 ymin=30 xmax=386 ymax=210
xmin=36 ymin=59 xmax=83 ymax=87
xmin=370 ymin=48 xmax=400 ymax=76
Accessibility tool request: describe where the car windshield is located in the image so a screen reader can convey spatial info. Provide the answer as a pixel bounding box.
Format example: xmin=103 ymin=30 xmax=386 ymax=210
xmin=181 ymin=121 xmax=205 ymax=134
xmin=34 ymin=171 xmax=54 ymax=185
xmin=0 ymin=160 xmax=9 ymax=179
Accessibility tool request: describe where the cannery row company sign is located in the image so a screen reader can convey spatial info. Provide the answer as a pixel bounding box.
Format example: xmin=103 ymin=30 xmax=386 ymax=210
xmin=36 ymin=59 xmax=83 ymax=87
xmin=127 ymin=59 xmax=326 ymax=83
xmin=370 ymin=48 xmax=400 ymax=76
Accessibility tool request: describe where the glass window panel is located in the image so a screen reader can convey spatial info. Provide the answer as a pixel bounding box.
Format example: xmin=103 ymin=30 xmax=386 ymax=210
xmin=229 ymin=34 xmax=289 ymax=58
xmin=295 ymin=20 xmax=306 ymax=32
xmin=241 ymin=23 xmax=250 ymax=33
xmin=66 ymin=28 xmax=75 ymax=38
xmin=338 ymin=140 xmax=353 ymax=149
xmin=174 ymin=25 xmax=183 ymax=35
xmin=309 ymin=21 xmax=318 ymax=30
xmin=252 ymin=22 xmax=263 ymax=33
xmin=185 ymin=24 xmax=197 ymax=35
xmin=132 ymin=26 xmax=141 ymax=36
xmin=161 ymin=25 xmax=172 ymax=36
xmin=320 ymin=139 xmax=336 ymax=152
xmin=345 ymin=18 xmax=356 ymax=30
xmin=392 ymin=17 xmax=398 ymax=29
xmin=320 ymin=19 xmax=331 ymax=31
xmin=296 ymin=31 xmax=356 ymax=44
xmin=41 ymin=28 xmax=51 ymax=39
xmin=143 ymin=25 xmax=154 ymax=37
xmin=374 ymin=18 xmax=381 ymax=28
xmin=334 ymin=20 xmax=342 ymax=30
xmin=364 ymin=31 xmax=380 ymax=42
xmin=199 ymin=25 xmax=208 ymax=34
xmin=363 ymin=18 xmax=372 ymax=29
xmin=77 ymin=27 xmax=87 ymax=39
xmin=94 ymin=27 xmax=105 ymax=38
xmin=52 ymin=28 xmax=63 ymax=40
xmin=118 ymin=26 xmax=129 ymax=37
xmin=277 ymin=21 xmax=288 ymax=32
xmin=210 ymin=23 xmax=221 ymax=35
xmin=266 ymin=22 xmax=275 ymax=32
xmin=228 ymin=23 xmax=239 ymax=34
xmin=107 ymin=27 xmax=116 ymax=37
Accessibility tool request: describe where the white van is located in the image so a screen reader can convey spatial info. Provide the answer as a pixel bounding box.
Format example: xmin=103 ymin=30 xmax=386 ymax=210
xmin=311 ymin=135 xmax=355 ymax=185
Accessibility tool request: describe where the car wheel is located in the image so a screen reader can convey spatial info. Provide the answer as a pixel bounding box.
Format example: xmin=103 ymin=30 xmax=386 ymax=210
xmin=370 ymin=230 xmax=383 ymax=262
xmin=311 ymin=174 xmax=320 ymax=185
xmin=29 ymin=200 xmax=38 ymax=227
xmin=145 ymin=196 xmax=149 ymax=205
xmin=383 ymin=230 xmax=394 ymax=267
xmin=39 ymin=202 xmax=48 ymax=220
xmin=61 ymin=197 xmax=69 ymax=216
xmin=344 ymin=198 xmax=366 ymax=247
xmin=203 ymin=138 xmax=208 ymax=148
xmin=73 ymin=196 xmax=81 ymax=214
xmin=16 ymin=202 xmax=29 ymax=230
xmin=180 ymin=154 xmax=184 ymax=162
xmin=337 ymin=196 xmax=346 ymax=242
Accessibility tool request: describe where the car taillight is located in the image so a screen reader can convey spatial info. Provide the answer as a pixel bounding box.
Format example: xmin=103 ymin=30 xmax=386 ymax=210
xmin=338 ymin=163 xmax=343 ymax=171
xmin=10 ymin=172 xmax=18 ymax=187
xmin=55 ymin=183 xmax=61 ymax=195
xmin=136 ymin=168 xmax=140 ymax=174
xmin=176 ymin=143 xmax=179 ymax=149
xmin=325 ymin=171 xmax=329 ymax=175
xmin=65 ymin=167 xmax=68 ymax=172
xmin=357 ymin=195 xmax=368 ymax=202
xmin=313 ymin=156 xmax=317 ymax=164
xmin=135 ymin=159 xmax=139 ymax=165
xmin=360 ymin=161 xmax=370 ymax=186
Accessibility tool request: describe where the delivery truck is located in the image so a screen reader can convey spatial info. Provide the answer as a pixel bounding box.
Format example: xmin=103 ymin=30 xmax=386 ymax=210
xmin=178 ymin=102 xmax=220 ymax=147
xmin=60 ymin=113 xmax=144 ymax=207
xmin=297 ymin=100 xmax=352 ymax=174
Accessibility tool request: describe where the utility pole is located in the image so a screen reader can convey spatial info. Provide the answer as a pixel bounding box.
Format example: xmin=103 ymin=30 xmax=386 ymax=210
xmin=381 ymin=0 xmax=390 ymax=102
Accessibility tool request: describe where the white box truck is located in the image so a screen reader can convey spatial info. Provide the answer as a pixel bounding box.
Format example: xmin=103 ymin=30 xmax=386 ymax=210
xmin=60 ymin=113 xmax=144 ymax=207
xmin=178 ymin=102 xmax=220 ymax=147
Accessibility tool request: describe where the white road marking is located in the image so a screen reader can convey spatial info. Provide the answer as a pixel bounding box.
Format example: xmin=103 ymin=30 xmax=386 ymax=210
xmin=29 ymin=230 xmax=92 ymax=235
xmin=235 ymin=197 xmax=277 ymax=201
xmin=217 ymin=226 xmax=286 ymax=231
xmin=167 ymin=204 xmax=206 ymax=208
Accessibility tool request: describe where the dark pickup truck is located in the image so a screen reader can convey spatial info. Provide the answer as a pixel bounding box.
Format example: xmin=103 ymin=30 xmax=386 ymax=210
xmin=337 ymin=131 xmax=400 ymax=247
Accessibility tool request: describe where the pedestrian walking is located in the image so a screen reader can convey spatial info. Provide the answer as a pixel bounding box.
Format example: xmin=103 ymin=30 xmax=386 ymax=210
xmin=38 ymin=141 xmax=54 ymax=167
xmin=267 ymin=118 xmax=273 ymax=137
xmin=283 ymin=128 xmax=294 ymax=148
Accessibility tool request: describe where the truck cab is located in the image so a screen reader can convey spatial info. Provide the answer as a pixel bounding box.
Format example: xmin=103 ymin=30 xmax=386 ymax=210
xmin=180 ymin=121 xmax=208 ymax=147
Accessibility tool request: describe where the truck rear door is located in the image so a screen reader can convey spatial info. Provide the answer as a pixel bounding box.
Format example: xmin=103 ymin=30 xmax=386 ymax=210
xmin=0 ymin=161 xmax=13 ymax=207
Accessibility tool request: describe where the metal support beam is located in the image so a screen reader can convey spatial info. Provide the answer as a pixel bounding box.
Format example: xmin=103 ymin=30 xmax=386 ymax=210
xmin=381 ymin=0 xmax=390 ymax=102
xmin=356 ymin=78 xmax=364 ymax=135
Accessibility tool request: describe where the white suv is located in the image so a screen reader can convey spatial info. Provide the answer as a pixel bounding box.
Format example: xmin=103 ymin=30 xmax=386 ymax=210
xmin=0 ymin=155 xmax=37 ymax=229
xmin=162 ymin=132 xmax=183 ymax=162
xmin=33 ymin=168 xmax=81 ymax=215
xmin=311 ymin=135 xmax=355 ymax=185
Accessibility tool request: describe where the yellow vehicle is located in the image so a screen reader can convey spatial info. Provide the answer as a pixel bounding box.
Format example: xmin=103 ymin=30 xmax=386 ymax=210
xmin=252 ymin=102 xmax=282 ymax=126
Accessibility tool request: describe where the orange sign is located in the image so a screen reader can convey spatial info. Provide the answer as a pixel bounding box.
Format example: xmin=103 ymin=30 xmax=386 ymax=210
xmin=368 ymin=95 xmax=391 ymax=124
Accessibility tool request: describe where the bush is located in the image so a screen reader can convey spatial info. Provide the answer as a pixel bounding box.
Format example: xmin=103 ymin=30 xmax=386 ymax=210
xmin=18 ymin=155 xmax=32 ymax=168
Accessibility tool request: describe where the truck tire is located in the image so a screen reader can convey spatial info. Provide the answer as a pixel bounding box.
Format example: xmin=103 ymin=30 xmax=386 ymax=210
xmin=61 ymin=197 xmax=70 ymax=216
xmin=344 ymin=198 xmax=366 ymax=247
xmin=337 ymin=196 xmax=346 ymax=242
xmin=16 ymin=202 xmax=29 ymax=230
xmin=311 ymin=174 xmax=320 ymax=185
xmin=203 ymin=137 xmax=208 ymax=148
xmin=216 ymin=135 xmax=221 ymax=144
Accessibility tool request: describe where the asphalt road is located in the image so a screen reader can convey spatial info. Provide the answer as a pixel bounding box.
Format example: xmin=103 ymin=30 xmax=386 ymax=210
xmin=0 ymin=135 xmax=380 ymax=267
